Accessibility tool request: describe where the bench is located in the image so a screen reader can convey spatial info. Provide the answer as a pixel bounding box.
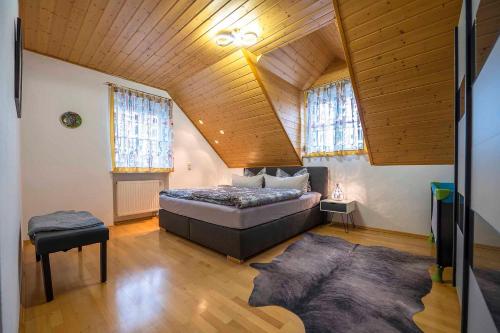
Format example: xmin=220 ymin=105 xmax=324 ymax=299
xmin=32 ymin=225 xmax=109 ymax=302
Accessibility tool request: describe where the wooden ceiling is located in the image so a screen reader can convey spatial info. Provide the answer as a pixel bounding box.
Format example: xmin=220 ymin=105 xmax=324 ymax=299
xmin=21 ymin=0 xmax=461 ymax=166
xmin=21 ymin=0 xmax=335 ymax=167
xmin=168 ymin=49 xmax=301 ymax=167
xmin=257 ymin=23 xmax=344 ymax=90
xmin=21 ymin=0 xmax=334 ymax=90
xmin=333 ymin=0 xmax=461 ymax=165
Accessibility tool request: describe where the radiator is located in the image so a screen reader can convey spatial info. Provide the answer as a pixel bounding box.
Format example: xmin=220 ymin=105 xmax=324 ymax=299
xmin=116 ymin=180 xmax=161 ymax=217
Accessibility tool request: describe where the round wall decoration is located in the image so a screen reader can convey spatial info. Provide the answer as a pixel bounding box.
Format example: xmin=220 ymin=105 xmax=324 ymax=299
xmin=60 ymin=111 xmax=82 ymax=128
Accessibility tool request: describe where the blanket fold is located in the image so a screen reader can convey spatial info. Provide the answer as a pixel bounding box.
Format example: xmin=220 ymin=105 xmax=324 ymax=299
xmin=28 ymin=210 xmax=104 ymax=238
xmin=161 ymin=186 xmax=303 ymax=209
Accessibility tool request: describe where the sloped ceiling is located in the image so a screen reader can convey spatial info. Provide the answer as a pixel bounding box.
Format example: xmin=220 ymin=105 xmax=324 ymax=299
xmin=21 ymin=0 xmax=334 ymax=90
xmin=21 ymin=0 xmax=460 ymax=167
xmin=333 ymin=0 xmax=461 ymax=165
xmin=21 ymin=0 xmax=336 ymax=167
xmin=257 ymin=23 xmax=344 ymax=90
xmin=168 ymin=49 xmax=302 ymax=167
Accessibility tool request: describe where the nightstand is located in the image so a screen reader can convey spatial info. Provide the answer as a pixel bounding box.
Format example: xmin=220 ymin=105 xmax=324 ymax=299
xmin=320 ymin=199 xmax=356 ymax=232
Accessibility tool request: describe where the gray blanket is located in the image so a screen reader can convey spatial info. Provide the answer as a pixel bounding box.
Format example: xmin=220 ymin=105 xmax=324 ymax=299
xmin=161 ymin=186 xmax=303 ymax=209
xmin=28 ymin=210 xmax=104 ymax=238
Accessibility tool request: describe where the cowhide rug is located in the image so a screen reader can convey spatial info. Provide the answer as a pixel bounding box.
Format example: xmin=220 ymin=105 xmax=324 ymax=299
xmin=249 ymin=233 xmax=433 ymax=333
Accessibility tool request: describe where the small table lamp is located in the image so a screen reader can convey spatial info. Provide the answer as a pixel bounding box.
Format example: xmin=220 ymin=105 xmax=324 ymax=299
xmin=332 ymin=183 xmax=344 ymax=201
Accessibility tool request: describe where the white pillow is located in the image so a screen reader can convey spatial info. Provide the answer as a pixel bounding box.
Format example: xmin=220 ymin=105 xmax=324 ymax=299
xmin=276 ymin=168 xmax=311 ymax=192
xmin=232 ymin=174 xmax=263 ymax=188
xmin=264 ymin=174 xmax=308 ymax=192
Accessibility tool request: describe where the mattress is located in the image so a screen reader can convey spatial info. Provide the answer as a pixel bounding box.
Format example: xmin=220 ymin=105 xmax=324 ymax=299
xmin=159 ymin=192 xmax=322 ymax=230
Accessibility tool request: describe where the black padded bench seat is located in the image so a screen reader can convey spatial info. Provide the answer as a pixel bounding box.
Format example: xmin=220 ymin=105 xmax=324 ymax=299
xmin=32 ymin=225 xmax=109 ymax=302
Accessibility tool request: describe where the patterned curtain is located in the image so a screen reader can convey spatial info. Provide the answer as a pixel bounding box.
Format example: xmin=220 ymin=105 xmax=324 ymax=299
xmin=305 ymin=79 xmax=364 ymax=156
xmin=112 ymin=86 xmax=173 ymax=171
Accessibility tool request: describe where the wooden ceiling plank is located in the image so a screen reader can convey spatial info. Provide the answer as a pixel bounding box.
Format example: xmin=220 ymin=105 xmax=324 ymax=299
xmin=310 ymin=59 xmax=350 ymax=89
xmin=57 ymin=0 xmax=92 ymax=60
xmin=94 ymin=0 xmax=163 ymax=69
xmin=177 ymin=68 xmax=254 ymax=102
xmin=147 ymin=0 xmax=326 ymax=86
xmin=360 ymin=68 xmax=454 ymax=100
xmin=46 ymin=0 xmax=74 ymax=56
xmin=347 ymin=0 xmax=448 ymax=42
xmin=110 ymin=0 xmax=196 ymax=76
xmin=316 ymin=23 xmax=346 ymax=60
xmin=134 ymin=0 xmax=245 ymax=83
xmin=65 ymin=0 xmax=118 ymax=62
xmin=173 ymin=56 xmax=250 ymax=95
xmin=105 ymin=0 xmax=180 ymax=74
xmin=273 ymin=47 xmax=323 ymax=83
xmin=147 ymin=0 xmax=285 ymax=84
xmin=251 ymin=7 xmax=334 ymax=55
xmin=116 ymin=0 xmax=211 ymax=78
xmin=350 ymin=15 xmax=458 ymax=63
xmin=36 ymin=0 xmax=57 ymax=54
xmin=353 ymin=31 xmax=453 ymax=74
xmin=153 ymin=0 xmax=331 ymax=86
xmin=332 ymin=0 xmax=374 ymax=163
xmin=67 ymin=0 xmax=111 ymax=63
xmin=87 ymin=0 xmax=147 ymax=69
xmin=356 ymin=46 xmax=452 ymax=84
xmin=342 ymin=0 xmax=418 ymax=28
xmin=21 ymin=0 xmax=39 ymax=49
xmin=286 ymin=39 xmax=331 ymax=76
xmin=257 ymin=55 xmax=303 ymax=88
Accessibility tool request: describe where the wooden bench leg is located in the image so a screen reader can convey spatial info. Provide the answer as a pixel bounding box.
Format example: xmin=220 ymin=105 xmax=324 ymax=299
xmin=100 ymin=241 xmax=107 ymax=283
xmin=41 ymin=254 xmax=53 ymax=302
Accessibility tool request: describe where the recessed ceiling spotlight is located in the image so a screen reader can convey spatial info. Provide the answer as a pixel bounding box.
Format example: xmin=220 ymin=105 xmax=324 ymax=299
xmin=198 ymin=119 xmax=204 ymax=124
xmin=215 ymin=28 xmax=259 ymax=47
xmin=219 ymin=130 xmax=224 ymax=134
xmin=214 ymin=140 xmax=219 ymax=144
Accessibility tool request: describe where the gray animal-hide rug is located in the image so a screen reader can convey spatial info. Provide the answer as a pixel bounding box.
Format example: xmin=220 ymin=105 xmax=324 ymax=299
xmin=249 ymin=233 xmax=433 ymax=333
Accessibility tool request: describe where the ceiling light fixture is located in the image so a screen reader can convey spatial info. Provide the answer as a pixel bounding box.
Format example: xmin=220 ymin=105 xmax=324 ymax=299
xmin=214 ymin=140 xmax=219 ymax=144
xmin=198 ymin=120 xmax=204 ymax=125
xmin=219 ymin=130 xmax=224 ymax=134
xmin=215 ymin=28 xmax=259 ymax=47
xmin=215 ymin=30 xmax=234 ymax=47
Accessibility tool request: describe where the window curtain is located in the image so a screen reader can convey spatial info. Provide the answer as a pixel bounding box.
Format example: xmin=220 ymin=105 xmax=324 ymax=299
xmin=305 ymin=79 xmax=364 ymax=156
xmin=112 ymin=86 xmax=173 ymax=172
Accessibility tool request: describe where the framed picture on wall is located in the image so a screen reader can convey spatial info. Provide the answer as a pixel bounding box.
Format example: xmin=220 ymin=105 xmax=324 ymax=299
xmin=14 ymin=17 xmax=22 ymax=118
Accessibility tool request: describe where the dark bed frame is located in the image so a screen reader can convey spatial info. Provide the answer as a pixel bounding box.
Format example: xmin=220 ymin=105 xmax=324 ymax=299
xmin=159 ymin=167 xmax=329 ymax=261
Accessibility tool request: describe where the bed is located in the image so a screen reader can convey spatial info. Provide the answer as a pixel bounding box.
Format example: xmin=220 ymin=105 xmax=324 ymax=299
xmin=158 ymin=166 xmax=328 ymax=261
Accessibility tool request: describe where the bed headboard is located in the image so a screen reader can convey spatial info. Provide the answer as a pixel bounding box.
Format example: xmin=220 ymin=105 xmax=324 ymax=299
xmin=244 ymin=167 xmax=329 ymax=199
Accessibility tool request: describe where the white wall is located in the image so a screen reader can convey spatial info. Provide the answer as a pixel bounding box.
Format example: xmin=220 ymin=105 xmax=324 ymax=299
xmin=0 ymin=0 xmax=21 ymax=331
xmin=304 ymin=155 xmax=453 ymax=235
xmin=21 ymin=51 xmax=231 ymax=237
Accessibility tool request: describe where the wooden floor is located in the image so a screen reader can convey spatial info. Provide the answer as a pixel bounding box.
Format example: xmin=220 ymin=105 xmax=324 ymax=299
xmin=21 ymin=218 xmax=460 ymax=333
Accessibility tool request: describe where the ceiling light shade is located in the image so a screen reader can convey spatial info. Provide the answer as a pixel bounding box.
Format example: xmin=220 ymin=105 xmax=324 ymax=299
xmin=240 ymin=32 xmax=258 ymax=46
xmin=219 ymin=130 xmax=224 ymax=134
xmin=215 ymin=28 xmax=259 ymax=47
xmin=215 ymin=30 xmax=234 ymax=47
xmin=198 ymin=119 xmax=204 ymax=124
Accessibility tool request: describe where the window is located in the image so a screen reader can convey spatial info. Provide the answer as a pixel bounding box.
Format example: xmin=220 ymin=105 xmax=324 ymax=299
xmin=109 ymin=85 xmax=173 ymax=172
xmin=304 ymin=79 xmax=364 ymax=156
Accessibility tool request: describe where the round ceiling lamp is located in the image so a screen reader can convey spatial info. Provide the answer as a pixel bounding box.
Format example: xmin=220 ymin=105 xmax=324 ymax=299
xmin=215 ymin=28 xmax=259 ymax=47
xmin=215 ymin=30 xmax=234 ymax=47
xmin=240 ymin=31 xmax=258 ymax=46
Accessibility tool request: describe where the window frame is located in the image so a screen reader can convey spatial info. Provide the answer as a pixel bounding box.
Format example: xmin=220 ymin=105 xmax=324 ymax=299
xmin=109 ymin=84 xmax=174 ymax=173
xmin=302 ymin=79 xmax=367 ymax=158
